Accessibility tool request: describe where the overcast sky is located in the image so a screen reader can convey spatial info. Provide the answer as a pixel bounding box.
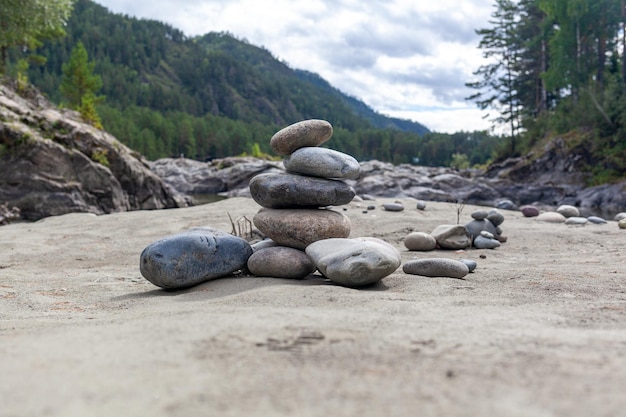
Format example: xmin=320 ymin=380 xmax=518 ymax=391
xmin=94 ymin=0 xmax=496 ymax=133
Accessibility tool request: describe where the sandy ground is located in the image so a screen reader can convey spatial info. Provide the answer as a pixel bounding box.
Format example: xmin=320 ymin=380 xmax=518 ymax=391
xmin=1 ymin=196 xmax=625 ymax=417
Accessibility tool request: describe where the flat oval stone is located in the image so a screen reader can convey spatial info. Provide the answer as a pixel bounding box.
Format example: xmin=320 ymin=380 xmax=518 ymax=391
xmin=471 ymin=210 xmax=489 ymax=220
xmin=459 ymin=259 xmax=477 ymax=273
xmin=306 ymin=237 xmax=401 ymax=287
xmin=383 ymin=202 xmax=404 ymax=212
xmin=431 ymin=224 xmax=471 ymax=249
xmin=520 ymin=205 xmax=540 ymax=217
xmin=473 ymin=235 xmax=501 ymax=249
xmin=487 ymin=209 xmax=505 ymax=226
xmin=556 ymin=204 xmax=580 ymax=218
xmin=615 ymin=212 xmax=626 ymax=221
xmin=140 ymin=228 xmax=253 ymax=289
xmin=536 ymin=212 xmax=566 ymax=223
xmin=249 ymin=173 xmax=355 ymax=209
xmin=403 ymin=258 xmax=469 ymax=279
xmin=270 ymin=119 xmax=333 ymax=155
xmin=283 ymin=147 xmax=360 ymax=179
xmin=404 ymin=232 xmax=437 ymax=251
xmin=565 ymin=216 xmax=588 ymax=225
xmin=247 ymin=246 xmax=316 ymax=279
xmin=253 ymin=208 xmax=351 ymax=250
xmin=587 ymin=216 xmax=607 ymax=224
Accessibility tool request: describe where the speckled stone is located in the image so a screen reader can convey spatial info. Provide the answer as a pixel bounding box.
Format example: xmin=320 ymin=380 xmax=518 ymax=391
xmin=283 ymin=147 xmax=360 ymax=179
xmin=306 ymin=237 xmax=401 ymax=287
xmin=140 ymin=228 xmax=253 ymax=289
xmin=402 ymin=258 xmax=469 ymax=279
xmin=556 ymin=204 xmax=580 ymax=218
xmin=404 ymin=232 xmax=437 ymax=251
xmin=253 ymin=208 xmax=351 ymax=250
xmin=536 ymin=212 xmax=566 ymax=223
xmin=520 ymin=205 xmax=540 ymax=217
xmin=270 ymin=119 xmax=333 ymax=155
xmin=249 ymin=173 xmax=355 ymax=209
xmin=247 ymin=246 xmax=316 ymax=279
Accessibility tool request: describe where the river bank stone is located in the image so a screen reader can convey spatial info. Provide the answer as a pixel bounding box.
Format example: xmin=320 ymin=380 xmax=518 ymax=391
xmin=431 ymin=224 xmax=471 ymax=249
xmin=306 ymin=237 xmax=401 ymax=287
xmin=247 ymin=246 xmax=316 ymax=279
xmin=403 ymin=258 xmax=469 ymax=279
xmin=140 ymin=228 xmax=253 ymax=289
xmin=619 ymin=219 xmax=626 ymax=229
xmin=283 ymin=147 xmax=360 ymax=179
xmin=565 ymin=216 xmax=588 ymax=225
xmin=404 ymin=232 xmax=437 ymax=251
xmin=536 ymin=212 xmax=566 ymax=223
xmin=253 ymin=208 xmax=351 ymax=250
xmin=587 ymin=216 xmax=607 ymax=224
xmin=473 ymin=235 xmax=501 ymax=249
xmin=270 ymin=119 xmax=333 ymax=155
xmin=249 ymin=173 xmax=355 ymax=209
xmin=557 ymin=204 xmax=580 ymax=218
xmin=521 ymin=205 xmax=540 ymax=217
xmin=383 ymin=202 xmax=404 ymax=212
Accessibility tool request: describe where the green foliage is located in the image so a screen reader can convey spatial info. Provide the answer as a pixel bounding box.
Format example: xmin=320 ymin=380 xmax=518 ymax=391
xmin=450 ymin=153 xmax=471 ymax=170
xmin=90 ymin=147 xmax=109 ymax=167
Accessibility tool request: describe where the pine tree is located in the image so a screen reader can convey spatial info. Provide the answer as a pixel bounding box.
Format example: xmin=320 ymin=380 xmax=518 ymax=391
xmin=60 ymin=41 xmax=104 ymax=128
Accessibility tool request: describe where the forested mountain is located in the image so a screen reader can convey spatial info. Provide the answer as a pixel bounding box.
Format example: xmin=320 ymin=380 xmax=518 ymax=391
xmin=10 ymin=0 xmax=503 ymax=167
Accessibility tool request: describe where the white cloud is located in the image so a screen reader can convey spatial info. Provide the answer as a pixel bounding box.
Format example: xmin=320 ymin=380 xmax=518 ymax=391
xmin=94 ymin=0 xmax=496 ymax=133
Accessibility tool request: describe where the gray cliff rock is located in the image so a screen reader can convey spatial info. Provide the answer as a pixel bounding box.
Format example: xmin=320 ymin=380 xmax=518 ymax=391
xmin=0 ymin=81 xmax=186 ymax=221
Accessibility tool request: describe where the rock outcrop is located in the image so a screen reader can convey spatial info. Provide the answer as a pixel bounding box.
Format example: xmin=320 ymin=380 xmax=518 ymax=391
xmin=0 ymin=81 xmax=187 ymax=221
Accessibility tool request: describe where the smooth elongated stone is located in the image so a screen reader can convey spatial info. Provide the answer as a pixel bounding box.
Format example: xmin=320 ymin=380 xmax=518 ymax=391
xmin=270 ymin=119 xmax=333 ymax=155
xmin=249 ymin=173 xmax=355 ymax=209
xmin=140 ymin=228 xmax=252 ymax=289
xmin=253 ymin=208 xmax=351 ymax=250
xmin=402 ymin=258 xmax=469 ymax=279
xmin=283 ymin=147 xmax=360 ymax=179
xmin=247 ymin=246 xmax=316 ymax=279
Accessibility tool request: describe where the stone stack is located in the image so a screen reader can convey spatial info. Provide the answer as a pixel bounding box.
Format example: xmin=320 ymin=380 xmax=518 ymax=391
xmin=250 ymin=119 xmax=401 ymax=287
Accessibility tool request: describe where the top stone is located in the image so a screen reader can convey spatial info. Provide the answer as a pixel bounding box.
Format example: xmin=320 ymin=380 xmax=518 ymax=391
xmin=270 ymin=119 xmax=333 ymax=155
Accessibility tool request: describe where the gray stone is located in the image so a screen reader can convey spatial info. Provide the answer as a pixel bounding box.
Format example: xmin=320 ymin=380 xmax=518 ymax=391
xmin=520 ymin=205 xmax=540 ymax=217
xmin=496 ymin=199 xmax=518 ymax=210
xmin=556 ymin=204 xmax=580 ymax=218
xmin=402 ymin=258 xmax=469 ymax=279
xmin=464 ymin=219 xmax=498 ymax=240
xmin=536 ymin=212 xmax=566 ymax=223
xmin=460 ymin=259 xmax=477 ymax=273
xmin=614 ymin=212 xmax=626 ymax=221
xmin=249 ymin=173 xmax=355 ymax=209
xmin=480 ymin=231 xmax=495 ymax=239
xmin=431 ymin=224 xmax=471 ymax=249
xmin=253 ymin=208 xmax=351 ymax=250
xmin=270 ymin=119 xmax=333 ymax=156
xmin=306 ymin=237 xmax=401 ymax=287
xmin=247 ymin=246 xmax=316 ymax=279
xmin=473 ymin=235 xmax=501 ymax=249
xmin=587 ymin=216 xmax=607 ymax=224
xmin=383 ymin=202 xmax=404 ymax=212
xmin=416 ymin=200 xmax=426 ymax=210
xmin=487 ymin=209 xmax=505 ymax=227
xmin=140 ymin=228 xmax=253 ymax=289
xmin=619 ymin=219 xmax=626 ymax=229
xmin=251 ymin=238 xmax=277 ymax=252
xmin=283 ymin=147 xmax=360 ymax=179
xmin=471 ymin=210 xmax=489 ymax=221
xmin=565 ymin=216 xmax=588 ymax=225
xmin=404 ymin=232 xmax=437 ymax=251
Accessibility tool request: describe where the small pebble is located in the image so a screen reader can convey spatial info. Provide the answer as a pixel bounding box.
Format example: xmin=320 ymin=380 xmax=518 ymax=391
xmin=619 ymin=219 xmax=626 ymax=229
xmin=459 ymin=259 xmax=477 ymax=273
xmin=403 ymin=258 xmax=469 ymax=279
xmin=587 ymin=216 xmax=607 ymax=224
xmin=556 ymin=204 xmax=580 ymax=218
xmin=404 ymin=232 xmax=437 ymax=251
xmin=416 ymin=200 xmax=427 ymax=210
xmin=565 ymin=216 xmax=588 ymax=225
xmin=383 ymin=203 xmax=404 ymax=212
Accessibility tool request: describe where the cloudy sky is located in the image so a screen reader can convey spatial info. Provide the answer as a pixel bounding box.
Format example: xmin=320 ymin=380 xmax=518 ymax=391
xmin=94 ymin=0 xmax=497 ymax=133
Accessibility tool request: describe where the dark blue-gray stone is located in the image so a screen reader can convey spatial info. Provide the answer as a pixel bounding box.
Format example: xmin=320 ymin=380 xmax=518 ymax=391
xmin=283 ymin=147 xmax=360 ymax=179
xmin=473 ymin=235 xmax=501 ymax=249
xmin=465 ymin=219 xmax=498 ymax=240
xmin=587 ymin=216 xmax=607 ymax=224
xmin=471 ymin=210 xmax=489 ymax=220
xmin=383 ymin=202 xmax=404 ymax=212
xmin=140 ymin=228 xmax=253 ymax=289
xmin=487 ymin=209 xmax=505 ymax=227
xmin=249 ymin=173 xmax=355 ymax=209
xmin=496 ymin=200 xmax=518 ymax=210
xmin=459 ymin=259 xmax=477 ymax=273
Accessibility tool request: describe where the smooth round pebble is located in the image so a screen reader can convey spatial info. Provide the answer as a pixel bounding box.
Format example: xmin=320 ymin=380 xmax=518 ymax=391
xmin=556 ymin=204 xmax=580 ymax=218
xmin=367 ymin=205 xmax=376 ymax=210
xmin=619 ymin=219 xmax=626 ymax=229
xmin=565 ymin=216 xmax=588 ymax=225
xmin=404 ymin=232 xmax=437 ymax=251
xmin=283 ymin=147 xmax=360 ymax=179
xmin=487 ymin=209 xmax=505 ymax=227
xmin=306 ymin=237 xmax=401 ymax=287
xmin=520 ymin=205 xmax=540 ymax=217
xmin=140 ymin=228 xmax=253 ymax=289
xmin=249 ymin=173 xmax=355 ymax=209
xmin=587 ymin=216 xmax=607 ymax=224
xmin=473 ymin=235 xmax=501 ymax=249
xmin=416 ymin=200 xmax=426 ymax=210
xmin=253 ymin=208 xmax=350 ymax=250
xmin=270 ymin=119 xmax=333 ymax=155
xmin=403 ymin=258 xmax=469 ymax=279
xmin=383 ymin=203 xmax=404 ymax=212
xmin=459 ymin=259 xmax=477 ymax=273
xmin=471 ymin=210 xmax=489 ymax=220
xmin=614 ymin=212 xmax=626 ymax=221
xmin=247 ymin=246 xmax=316 ymax=279
xmin=536 ymin=212 xmax=566 ymax=223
